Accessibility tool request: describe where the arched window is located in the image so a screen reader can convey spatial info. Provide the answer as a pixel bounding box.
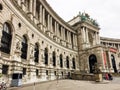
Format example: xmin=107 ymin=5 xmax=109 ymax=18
xmin=21 ymin=35 xmax=28 ymax=59
xmin=89 ymin=54 xmax=97 ymax=73
xmin=0 ymin=4 xmax=3 ymax=11
xmin=1 ymin=22 xmax=12 ymax=54
xmin=44 ymin=48 xmax=48 ymax=65
xmin=60 ymin=54 xmax=63 ymax=68
xmin=66 ymin=56 xmax=69 ymax=68
xmin=72 ymin=58 xmax=76 ymax=69
xmin=52 ymin=51 xmax=56 ymax=66
xmin=34 ymin=43 xmax=39 ymax=63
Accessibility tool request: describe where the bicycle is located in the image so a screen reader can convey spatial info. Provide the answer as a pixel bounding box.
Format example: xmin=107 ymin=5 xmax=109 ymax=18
xmin=0 ymin=82 xmax=7 ymax=90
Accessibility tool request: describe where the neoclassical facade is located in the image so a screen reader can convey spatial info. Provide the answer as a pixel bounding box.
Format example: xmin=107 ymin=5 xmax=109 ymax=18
xmin=0 ymin=0 xmax=120 ymax=85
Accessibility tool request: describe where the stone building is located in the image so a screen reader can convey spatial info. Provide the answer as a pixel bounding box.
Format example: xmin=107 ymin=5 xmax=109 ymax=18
xmin=0 ymin=0 xmax=120 ymax=85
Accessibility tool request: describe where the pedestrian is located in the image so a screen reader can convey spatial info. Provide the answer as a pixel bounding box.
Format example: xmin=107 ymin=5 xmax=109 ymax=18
xmin=105 ymin=73 xmax=109 ymax=80
xmin=108 ymin=73 xmax=113 ymax=80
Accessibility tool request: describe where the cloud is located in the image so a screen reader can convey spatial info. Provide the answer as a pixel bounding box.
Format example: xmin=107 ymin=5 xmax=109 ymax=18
xmin=47 ymin=0 xmax=120 ymax=38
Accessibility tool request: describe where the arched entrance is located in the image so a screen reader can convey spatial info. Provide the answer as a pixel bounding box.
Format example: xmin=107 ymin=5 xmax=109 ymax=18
xmin=111 ymin=55 xmax=117 ymax=73
xmin=89 ymin=54 xmax=97 ymax=73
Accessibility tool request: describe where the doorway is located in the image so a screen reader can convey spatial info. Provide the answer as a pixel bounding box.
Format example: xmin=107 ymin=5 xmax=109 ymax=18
xmin=111 ymin=55 xmax=117 ymax=73
xmin=89 ymin=54 xmax=97 ymax=73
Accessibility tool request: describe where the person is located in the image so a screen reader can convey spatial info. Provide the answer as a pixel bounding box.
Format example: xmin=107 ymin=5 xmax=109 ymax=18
xmin=108 ymin=73 xmax=113 ymax=80
xmin=105 ymin=73 xmax=109 ymax=80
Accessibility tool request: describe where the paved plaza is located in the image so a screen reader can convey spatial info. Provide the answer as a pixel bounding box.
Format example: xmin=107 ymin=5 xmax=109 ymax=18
xmin=7 ymin=77 xmax=120 ymax=90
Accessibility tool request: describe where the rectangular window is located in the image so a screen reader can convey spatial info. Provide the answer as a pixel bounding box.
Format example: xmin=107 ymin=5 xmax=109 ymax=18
xmin=54 ymin=71 xmax=56 ymax=76
xmin=23 ymin=68 xmax=26 ymax=75
xmin=46 ymin=70 xmax=48 ymax=75
xmin=2 ymin=65 xmax=9 ymax=75
xmin=36 ymin=69 xmax=39 ymax=76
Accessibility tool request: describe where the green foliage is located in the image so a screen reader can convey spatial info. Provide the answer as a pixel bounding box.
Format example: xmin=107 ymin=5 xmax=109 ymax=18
xmin=0 ymin=73 xmax=2 ymax=77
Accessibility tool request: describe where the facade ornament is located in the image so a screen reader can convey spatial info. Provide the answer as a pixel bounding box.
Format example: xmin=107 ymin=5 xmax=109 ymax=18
xmin=14 ymin=39 xmax=21 ymax=53
xmin=16 ymin=41 xmax=21 ymax=51
xmin=30 ymin=45 xmax=34 ymax=59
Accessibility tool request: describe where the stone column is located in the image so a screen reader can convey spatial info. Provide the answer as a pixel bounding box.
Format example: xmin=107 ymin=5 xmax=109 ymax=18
xmin=69 ymin=32 xmax=71 ymax=44
xmin=47 ymin=14 xmax=50 ymax=31
xmin=73 ymin=34 xmax=75 ymax=46
xmin=63 ymin=28 xmax=66 ymax=46
xmin=86 ymin=28 xmax=89 ymax=44
xmin=97 ymin=32 xmax=100 ymax=44
xmin=55 ymin=21 xmax=57 ymax=36
xmin=42 ymin=8 xmax=45 ymax=32
xmin=21 ymin=0 xmax=26 ymax=11
xmin=29 ymin=0 xmax=33 ymax=20
xmin=61 ymin=27 xmax=63 ymax=39
xmin=50 ymin=17 xmax=53 ymax=32
xmin=67 ymin=31 xmax=69 ymax=42
xmin=63 ymin=28 xmax=65 ymax=41
xmin=108 ymin=51 xmax=113 ymax=71
xmin=82 ymin=27 xmax=86 ymax=43
xmin=40 ymin=5 xmax=43 ymax=24
xmin=56 ymin=23 xmax=59 ymax=37
xmin=0 ymin=23 xmax=3 ymax=57
xmin=33 ymin=0 xmax=36 ymax=18
xmin=17 ymin=0 xmax=22 ymax=6
xmin=95 ymin=32 xmax=97 ymax=45
xmin=75 ymin=35 xmax=78 ymax=46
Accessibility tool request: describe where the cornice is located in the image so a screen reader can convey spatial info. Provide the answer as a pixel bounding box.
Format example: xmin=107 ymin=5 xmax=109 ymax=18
xmin=100 ymin=37 xmax=120 ymax=42
xmin=3 ymin=0 xmax=77 ymax=53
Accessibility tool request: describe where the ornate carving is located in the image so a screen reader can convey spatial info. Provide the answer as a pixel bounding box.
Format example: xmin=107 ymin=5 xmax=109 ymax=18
xmin=30 ymin=45 xmax=34 ymax=58
xmin=16 ymin=41 xmax=21 ymax=50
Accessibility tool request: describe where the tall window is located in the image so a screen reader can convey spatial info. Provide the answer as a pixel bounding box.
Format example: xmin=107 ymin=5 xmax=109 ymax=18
xmin=60 ymin=54 xmax=63 ymax=68
xmin=34 ymin=43 xmax=39 ymax=63
xmin=52 ymin=51 xmax=56 ymax=66
xmin=72 ymin=58 xmax=76 ymax=69
xmin=1 ymin=23 xmax=12 ymax=54
xmin=21 ymin=35 xmax=28 ymax=59
xmin=2 ymin=65 xmax=9 ymax=75
xmin=36 ymin=69 xmax=39 ymax=76
xmin=66 ymin=56 xmax=69 ymax=68
xmin=23 ymin=68 xmax=26 ymax=75
xmin=44 ymin=48 xmax=48 ymax=65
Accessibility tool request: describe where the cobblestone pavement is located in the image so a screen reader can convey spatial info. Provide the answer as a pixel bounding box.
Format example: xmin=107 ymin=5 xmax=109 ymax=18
xmin=8 ymin=78 xmax=120 ymax=90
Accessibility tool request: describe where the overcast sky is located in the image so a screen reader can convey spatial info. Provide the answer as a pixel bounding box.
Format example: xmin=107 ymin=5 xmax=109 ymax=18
xmin=47 ymin=0 xmax=120 ymax=39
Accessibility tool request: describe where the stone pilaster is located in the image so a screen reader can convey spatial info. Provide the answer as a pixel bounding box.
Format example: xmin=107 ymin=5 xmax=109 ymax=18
xmin=42 ymin=8 xmax=45 ymax=32
xmin=29 ymin=44 xmax=35 ymax=65
xmin=108 ymin=51 xmax=114 ymax=72
xmin=12 ymin=37 xmax=22 ymax=62
xmin=21 ymin=0 xmax=26 ymax=12
xmin=40 ymin=5 xmax=43 ymax=30
xmin=0 ymin=23 xmax=3 ymax=57
xmin=17 ymin=0 xmax=22 ymax=6
xmin=46 ymin=14 xmax=51 ymax=36
xmin=86 ymin=28 xmax=89 ymax=44
xmin=40 ymin=49 xmax=45 ymax=67
xmin=82 ymin=27 xmax=86 ymax=43
xmin=33 ymin=0 xmax=36 ymax=18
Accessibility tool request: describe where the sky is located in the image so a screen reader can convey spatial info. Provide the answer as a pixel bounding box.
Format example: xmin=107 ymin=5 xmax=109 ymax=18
xmin=47 ymin=0 xmax=120 ymax=39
